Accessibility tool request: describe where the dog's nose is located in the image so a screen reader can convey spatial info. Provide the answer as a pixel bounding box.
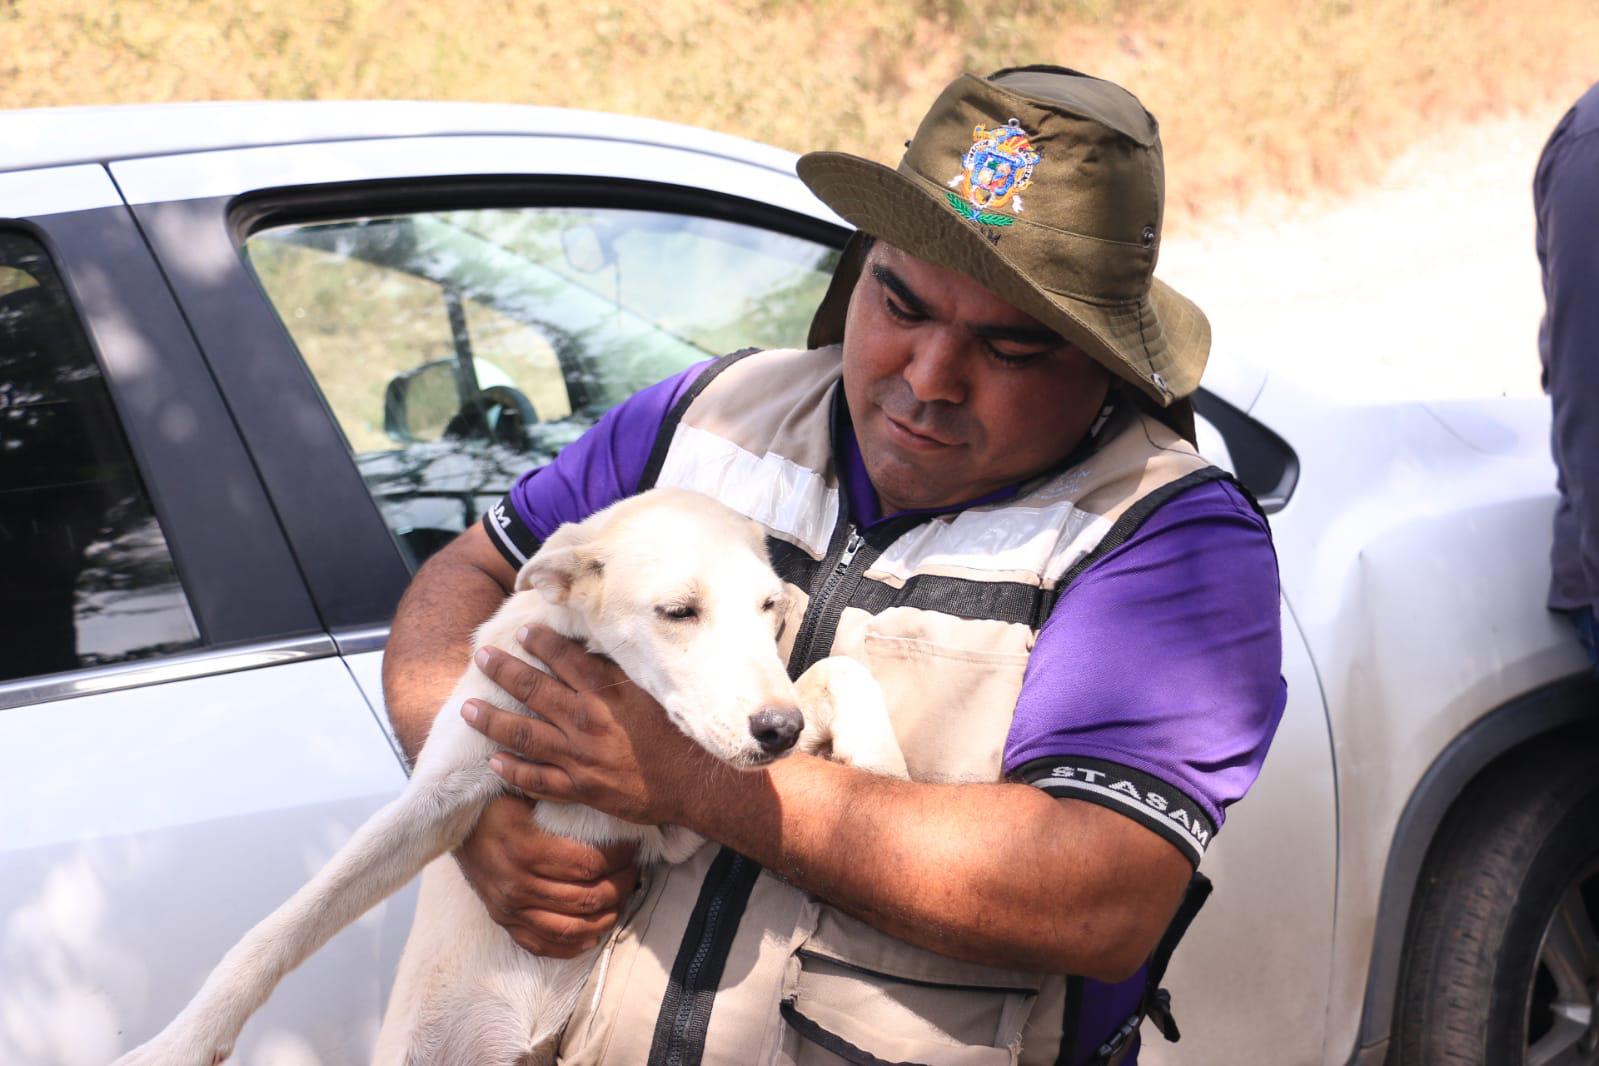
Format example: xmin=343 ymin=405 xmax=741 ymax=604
xmin=749 ymin=707 xmax=804 ymax=756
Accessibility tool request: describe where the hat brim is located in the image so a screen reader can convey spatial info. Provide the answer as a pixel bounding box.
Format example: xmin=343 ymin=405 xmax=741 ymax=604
xmin=797 ymin=151 xmax=1210 ymax=405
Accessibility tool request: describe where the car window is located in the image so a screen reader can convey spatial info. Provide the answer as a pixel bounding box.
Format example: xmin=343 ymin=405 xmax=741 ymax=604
xmin=245 ymin=206 xmax=839 ymax=569
xmin=0 ymin=230 xmax=201 ymax=684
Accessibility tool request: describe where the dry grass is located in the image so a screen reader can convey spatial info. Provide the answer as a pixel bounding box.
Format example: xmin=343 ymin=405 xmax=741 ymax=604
xmin=2 ymin=0 xmax=1595 ymax=228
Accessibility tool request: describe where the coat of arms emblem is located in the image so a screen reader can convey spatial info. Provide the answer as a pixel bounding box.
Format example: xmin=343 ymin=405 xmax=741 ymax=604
xmin=945 ymin=118 xmax=1042 ymax=227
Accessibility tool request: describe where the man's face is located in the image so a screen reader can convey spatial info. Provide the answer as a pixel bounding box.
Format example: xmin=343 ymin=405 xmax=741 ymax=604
xmin=842 ymin=241 xmax=1112 ymax=515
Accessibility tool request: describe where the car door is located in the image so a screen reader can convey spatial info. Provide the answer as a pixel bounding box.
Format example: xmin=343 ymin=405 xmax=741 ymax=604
xmin=0 ymin=168 xmax=413 ymax=1066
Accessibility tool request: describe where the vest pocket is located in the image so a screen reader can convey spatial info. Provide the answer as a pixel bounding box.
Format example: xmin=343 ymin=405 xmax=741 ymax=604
xmin=779 ymin=953 xmax=1032 ymax=1065
xmin=858 ymin=629 xmax=1033 ymax=783
xmin=777 ymin=908 xmax=1038 ymax=1066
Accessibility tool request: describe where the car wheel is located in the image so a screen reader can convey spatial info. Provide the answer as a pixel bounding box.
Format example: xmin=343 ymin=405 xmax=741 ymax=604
xmin=1392 ymin=738 xmax=1599 ymax=1065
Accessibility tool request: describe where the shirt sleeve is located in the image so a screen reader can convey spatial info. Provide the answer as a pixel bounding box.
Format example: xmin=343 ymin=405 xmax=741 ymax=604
xmin=1003 ymin=478 xmax=1287 ymax=866
xmin=481 ymin=359 xmax=713 ymax=568
xmin=1536 ymin=101 xmax=1599 ymax=613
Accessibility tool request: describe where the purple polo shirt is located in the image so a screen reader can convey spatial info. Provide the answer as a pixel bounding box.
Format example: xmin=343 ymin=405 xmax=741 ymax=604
xmin=483 ymin=361 xmax=1286 ymax=1065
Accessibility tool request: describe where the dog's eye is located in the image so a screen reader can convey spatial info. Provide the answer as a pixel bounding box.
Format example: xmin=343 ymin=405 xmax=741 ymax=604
xmin=761 ymin=596 xmax=780 ymax=613
xmin=657 ymin=603 xmax=698 ymax=621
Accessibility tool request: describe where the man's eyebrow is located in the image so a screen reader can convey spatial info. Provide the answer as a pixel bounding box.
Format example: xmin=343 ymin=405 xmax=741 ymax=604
xmin=968 ymin=322 xmax=1065 ymax=347
xmin=870 ymin=264 xmax=931 ymax=317
xmin=872 ymin=261 xmax=1064 ymax=347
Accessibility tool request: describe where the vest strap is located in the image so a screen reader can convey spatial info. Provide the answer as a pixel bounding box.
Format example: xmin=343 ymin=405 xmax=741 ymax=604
xmin=1036 ymin=466 xmax=1237 ymax=625
xmin=638 ymin=348 xmax=763 ymax=492
xmin=852 ymin=571 xmax=1045 ymax=626
xmin=1086 ymin=871 xmax=1213 ymax=1065
xmin=1055 ymin=976 xmax=1085 ymax=1066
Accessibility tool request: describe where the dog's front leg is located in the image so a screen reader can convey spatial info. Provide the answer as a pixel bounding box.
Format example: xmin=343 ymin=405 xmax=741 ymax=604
xmin=795 ymin=657 xmax=909 ymax=779
xmin=657 ymin=824 xmax=708 ymax=864
xmin=112 ymin=684 xmax=507 ymax=1066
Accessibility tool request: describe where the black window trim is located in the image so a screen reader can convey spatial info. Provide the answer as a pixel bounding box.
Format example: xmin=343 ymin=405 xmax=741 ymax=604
xmin=227 ymin=174 xmax=852 ymax=254
xmin=3 ymin=208 xmax=324 ymax=668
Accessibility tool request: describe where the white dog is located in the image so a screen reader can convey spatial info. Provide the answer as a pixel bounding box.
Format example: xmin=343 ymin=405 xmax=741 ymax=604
xmin=113 ymin=488 xmax=906 ymax=1066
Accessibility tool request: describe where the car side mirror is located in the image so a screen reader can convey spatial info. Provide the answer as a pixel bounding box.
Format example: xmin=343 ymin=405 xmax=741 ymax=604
xmin=383 ymin=360 xmax=459 ymax=443
xmin=561 ymin=224 xmax=615 ymax=274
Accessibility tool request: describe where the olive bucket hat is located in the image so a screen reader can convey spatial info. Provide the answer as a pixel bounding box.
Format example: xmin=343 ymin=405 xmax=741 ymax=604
xmin=799 ymin=64 xmax=1209 ymax=438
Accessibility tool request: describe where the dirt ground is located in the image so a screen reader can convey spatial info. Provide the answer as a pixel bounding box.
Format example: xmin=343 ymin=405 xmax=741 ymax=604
xmin=1159 ymin=106 xmax=1563 ymax=405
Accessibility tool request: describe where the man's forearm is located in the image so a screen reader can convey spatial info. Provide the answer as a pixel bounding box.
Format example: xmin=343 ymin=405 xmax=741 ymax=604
xmin=676 ymin=755 xmax=1189 ymax=982
xmin=383 ymin=534 xmax=515 ymax=761
xmin=463 ymin=628 xmax=1196 ymax=982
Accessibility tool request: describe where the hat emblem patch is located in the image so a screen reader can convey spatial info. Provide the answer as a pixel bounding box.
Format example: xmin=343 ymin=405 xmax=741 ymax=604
xmin=945 ymin=118 xmax=1041 ymax=226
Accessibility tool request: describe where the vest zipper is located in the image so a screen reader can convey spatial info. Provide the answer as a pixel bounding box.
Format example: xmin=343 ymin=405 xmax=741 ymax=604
xmin=646 ymin=849 xmax=761 ymax=1066
xmin=837 ymin=528 xmax=865 ymax=570
xmin=788 ymin=524 xmax=878 ymax=677
xmin=661 ymin=859 xmax=737 ymax=1063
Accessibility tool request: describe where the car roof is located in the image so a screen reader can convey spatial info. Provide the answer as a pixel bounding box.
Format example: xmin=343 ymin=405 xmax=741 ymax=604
xmin=0 ymin=100 xmax=805 ymax=176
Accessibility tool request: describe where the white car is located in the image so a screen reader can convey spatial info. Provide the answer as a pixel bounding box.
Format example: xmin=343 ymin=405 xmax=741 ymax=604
xmin=1 ymin=102 xmax=1593 ymax=1066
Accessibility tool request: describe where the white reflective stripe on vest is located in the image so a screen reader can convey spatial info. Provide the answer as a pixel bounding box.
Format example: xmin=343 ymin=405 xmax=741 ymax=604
xmin=869 ymin=501 xmax=1115 ymax=588
xmin=657 ymin=421 xmax=840 ymax=558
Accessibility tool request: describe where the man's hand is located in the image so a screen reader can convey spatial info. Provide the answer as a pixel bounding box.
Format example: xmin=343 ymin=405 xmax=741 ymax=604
xmin=462 ymin=626 xmax=715 ymax=826
xmin=454 ymin=793 xmax=640 ymax=958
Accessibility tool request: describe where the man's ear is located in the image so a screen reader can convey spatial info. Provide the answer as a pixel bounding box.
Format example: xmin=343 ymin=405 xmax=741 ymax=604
xmin=514 ymin=522 xmax=602 ymax=603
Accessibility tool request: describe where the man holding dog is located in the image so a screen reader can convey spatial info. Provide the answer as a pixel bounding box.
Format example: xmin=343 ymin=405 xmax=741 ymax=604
xmin=384 ymin=66 xmax=1284 ymax=1065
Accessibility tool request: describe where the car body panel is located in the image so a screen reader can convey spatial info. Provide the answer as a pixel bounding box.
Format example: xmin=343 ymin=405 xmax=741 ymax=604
xmin=0 ymin=164 xmax=123 ymax=217
xmin=339 ymin=644 xmax=411 ymax=773
xmin=1253 ymin=377 xmax=1587 ymax=1063
xmin=1143 ymin=598 xmax=1337 ymax=1064
xmin=0 ymin=654 xmax=412 ymax=1066
xmin=0 ymin=100 xmax=806 ymax=180
xmin=3 ymin=180 xmax=418 ymax=1064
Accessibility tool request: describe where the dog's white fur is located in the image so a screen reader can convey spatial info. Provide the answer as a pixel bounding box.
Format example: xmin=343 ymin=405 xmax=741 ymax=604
xmin=113 ymin=488 xmax=906 ymax=1066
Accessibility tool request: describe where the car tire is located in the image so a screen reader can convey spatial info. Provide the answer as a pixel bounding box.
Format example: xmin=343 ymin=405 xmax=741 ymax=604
xmin=1391 ymin=737 xmax=1599 ymax=1065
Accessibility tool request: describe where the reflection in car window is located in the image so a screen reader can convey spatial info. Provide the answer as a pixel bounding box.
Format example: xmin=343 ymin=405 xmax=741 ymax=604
xmin=246 ymin=207 xmax=839 ymax=570
xmin=0 ymin=231 xmax=201 ymax=684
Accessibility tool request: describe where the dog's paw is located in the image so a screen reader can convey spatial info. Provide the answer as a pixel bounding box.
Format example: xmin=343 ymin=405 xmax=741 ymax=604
xmin=795 ymin=654 xmax=876 ymax=704
xmin=794 ymin=656 xmax=875 ymax=750
xmin=658 ymin=825 xmax=708 ymax=865
xmin=112 ymin=1046 xmax=229 ymax=1066
xmin=793 ymin=660 xmax=839 ymax=758
xmin=112 ymin=1033 xmax=232 ymax=1066
xmin=795 ymin=657 xmax=908 ymax=779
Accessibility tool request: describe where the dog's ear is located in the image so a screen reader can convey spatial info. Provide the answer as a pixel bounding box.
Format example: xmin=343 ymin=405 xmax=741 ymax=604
xmin=514 ymin=522 xmax=602 ymax=603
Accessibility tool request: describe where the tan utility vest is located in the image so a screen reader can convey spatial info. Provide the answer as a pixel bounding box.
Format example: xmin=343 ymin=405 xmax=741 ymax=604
xmin=558 ymin=346 xmax=1220 ymax=1066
